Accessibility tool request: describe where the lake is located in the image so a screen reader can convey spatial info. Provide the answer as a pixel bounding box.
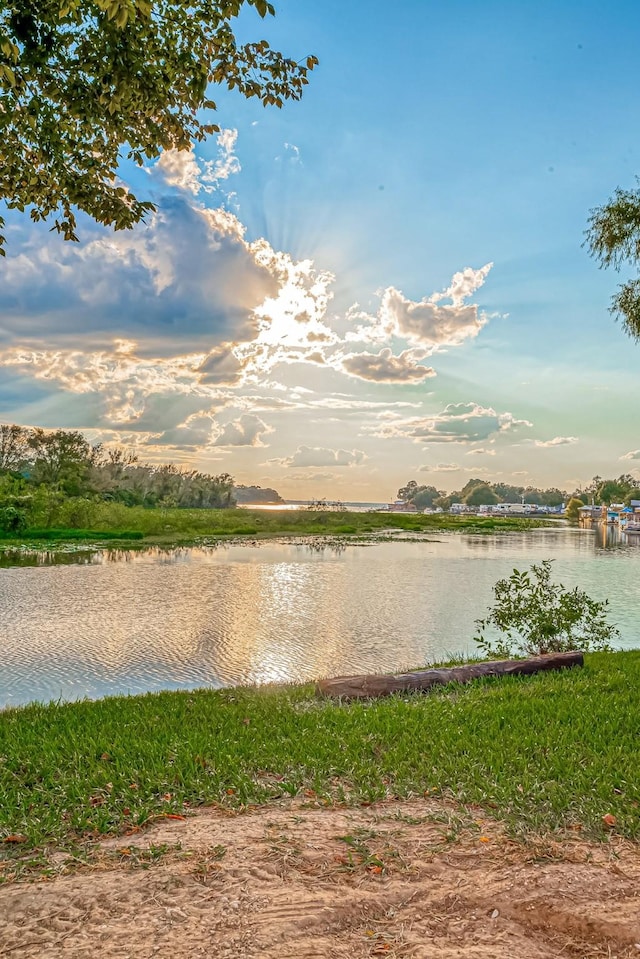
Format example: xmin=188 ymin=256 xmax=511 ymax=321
xmin=1 ymin=526 xmax=638 ymax=708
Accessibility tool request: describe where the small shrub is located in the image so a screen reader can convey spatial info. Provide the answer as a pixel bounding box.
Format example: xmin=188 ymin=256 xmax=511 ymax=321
xmin=474 ymin=559 xmax=619 ymax=657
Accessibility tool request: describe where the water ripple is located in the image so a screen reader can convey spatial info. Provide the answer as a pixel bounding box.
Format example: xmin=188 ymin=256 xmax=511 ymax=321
xmin=1 ymin=530 xmax=638 ymax=707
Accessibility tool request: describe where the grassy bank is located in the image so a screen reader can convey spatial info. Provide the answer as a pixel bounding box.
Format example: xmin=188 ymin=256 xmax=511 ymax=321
xmin=1 ymin=651 xmax=638 ymax=867
xmin=0 ymin=504 xmax=556 ymax=548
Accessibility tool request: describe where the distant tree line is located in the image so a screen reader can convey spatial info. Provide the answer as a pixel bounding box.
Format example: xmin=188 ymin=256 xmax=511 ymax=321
xmin=398 ymin=474 xmax=640 ymax=511
xmin=234 ymin=485 xmax=284 ymax=505
xmin=397 ymin=478 xmax=567 ymax=510
xmin=0 ymin=423 xmax=236 ymax=533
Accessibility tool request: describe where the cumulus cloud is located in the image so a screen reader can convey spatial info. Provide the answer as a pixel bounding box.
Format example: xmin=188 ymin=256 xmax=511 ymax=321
xmin=196 ymin=346 xmax=245 ymax=386
xmin=249 ymin=244 xmax=335 ymax=348
xmin=154 ymin=148 xmax=204 ymax=195
xmin=153 ymin=129 xmax=241 ymax=195
xmin=339 ymin=348 xmax=435 ymax=383
xmin=380 ymin=290 xmax=486 ymax=349
xmin=209 ymin=129 xmax=242 ymax=182
xmin=0 ymin=189 xmax=342 ymax=400
xmin=370 ymin=402 xmax=531 ymax=444
xmin=153 ymin=413 xmax=219 ymax=450
xmin=432 ymin=264 xmax=493 ymax=306
xmin=466 ymin=447 xmax=496 ymax=456
xmin=534 ymin=436 xmax=579 ymax=448
xmin=0 ymin=340 xmax=221 ymax=424
xmin=0 ymin=200 xmax=278 ymax=350
xmin=346 ymin=264 xmax=493 ymax=352
xmin=275 ymin=446 xmax=367 ymax=468
xmin=620 ymin=449 xmax=640 ymax=460
xmin=431 ymin=463 xmax=461 ymax=472
xmin=212 ymin=414 xmax=272 ymax=447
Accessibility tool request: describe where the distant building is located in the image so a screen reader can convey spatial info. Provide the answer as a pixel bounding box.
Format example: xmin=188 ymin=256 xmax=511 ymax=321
xmin=386 ymin=500 xmax=418 ymax=512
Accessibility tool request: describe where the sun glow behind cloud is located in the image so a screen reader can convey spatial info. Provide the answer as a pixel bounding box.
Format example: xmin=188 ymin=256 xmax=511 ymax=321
xmin=0 ymin=127 xmax=550 ymax=495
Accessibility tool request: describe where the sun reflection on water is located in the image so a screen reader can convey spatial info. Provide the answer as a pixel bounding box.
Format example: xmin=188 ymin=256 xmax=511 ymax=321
xmin=1 ymin=530 xmax=638 ymax=707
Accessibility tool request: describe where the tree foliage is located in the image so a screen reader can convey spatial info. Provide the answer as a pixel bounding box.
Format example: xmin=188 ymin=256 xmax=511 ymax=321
xmin=400 ymin=476 xmax=567 ymax=512
xmin=585 ymin=179 xmax=640 ymax=339
xmin=396 ymin=480 xmax=441 ymax=510
xmin=474 ymin=559 xmax=619 ymax=658
xmin=0 ymin=0 xmax=317 ymax=254
xmin=564 ymin=497 xmax=585 ymax=523
xmin=0 ymin=423 xmax=29 ymax=470
xmin=463 ymin=482 xmax=499 ymax=507
xmin=27 ymin=426 xmax=96 ymax=493
xmin=0 ymin=423 xmax=237 ymax=516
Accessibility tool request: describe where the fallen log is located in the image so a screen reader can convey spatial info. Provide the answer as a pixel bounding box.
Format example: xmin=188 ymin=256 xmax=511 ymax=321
xmin=316 ymin=651 xmax=584 ymax=699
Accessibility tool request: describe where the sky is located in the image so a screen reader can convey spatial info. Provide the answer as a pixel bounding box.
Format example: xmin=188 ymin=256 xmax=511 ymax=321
xmin=2 ymin=0 xmax=640 ymax=502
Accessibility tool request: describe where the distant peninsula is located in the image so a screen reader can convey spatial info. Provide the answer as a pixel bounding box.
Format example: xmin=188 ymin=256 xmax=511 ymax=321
xmin=233 ymin=485 xmax=285 ymax=505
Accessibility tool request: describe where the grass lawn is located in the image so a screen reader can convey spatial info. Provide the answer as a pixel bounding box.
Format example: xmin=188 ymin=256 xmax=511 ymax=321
xmin=1 ymin=650 xmax=638 ymax=872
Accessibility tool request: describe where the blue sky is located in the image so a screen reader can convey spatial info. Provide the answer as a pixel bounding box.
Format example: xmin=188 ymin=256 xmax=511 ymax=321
xmin=2 ymin=0 xmax=640 ymax=500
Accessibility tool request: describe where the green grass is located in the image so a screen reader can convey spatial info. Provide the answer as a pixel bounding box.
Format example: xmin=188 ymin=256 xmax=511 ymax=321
xmin=1 ymin=651 xmax=638 ymax=865
xmin=11 ymin=529 xmax=145 ymax=542
xmin=0 ymin=504 xmax=555 ymax=548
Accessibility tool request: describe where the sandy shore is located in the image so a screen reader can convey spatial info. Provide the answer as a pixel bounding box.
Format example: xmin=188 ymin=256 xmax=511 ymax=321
xmin=2 ymin=797 xmax=640 ymax=958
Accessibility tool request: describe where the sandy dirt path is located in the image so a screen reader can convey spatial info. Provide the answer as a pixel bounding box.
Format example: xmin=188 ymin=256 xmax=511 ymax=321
xmin=2 ymin=798 xmax=640 ymax=958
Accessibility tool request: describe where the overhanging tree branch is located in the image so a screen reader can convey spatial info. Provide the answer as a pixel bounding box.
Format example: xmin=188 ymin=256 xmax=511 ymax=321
xmin=0 ymin=0 xmax=318 ymax=255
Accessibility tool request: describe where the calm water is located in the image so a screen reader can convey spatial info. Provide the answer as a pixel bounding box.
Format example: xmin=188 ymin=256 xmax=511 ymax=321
xmin=1 ymin=527 xmax=638 ymax=707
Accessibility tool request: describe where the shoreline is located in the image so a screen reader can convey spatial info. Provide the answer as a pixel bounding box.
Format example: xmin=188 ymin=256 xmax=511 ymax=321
xmin=1 ymin=651 xmax=639 ymax=863
xmin=0 ymin=508 xmax=562 ymax=556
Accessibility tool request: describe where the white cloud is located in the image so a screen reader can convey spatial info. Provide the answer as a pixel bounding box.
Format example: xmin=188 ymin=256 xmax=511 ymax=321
xmin=431 ymin=264 xmax=493 ymax=307
xmin=534 ymin=436 xmax=579 ymax=448
xmin=620 ymin=449 xmax=640 ymax=461
xmin=370 ymin=402 xmax=532 ymax=444
xmin=154 ymin=413 xmax=219 ymax=450
xmin=249 ymin=244 xmax=336 ymax=349
xmin=207 ymin=128 xmax=242 ymax=182
xmin=213 ymin=414 xmax=272 ymax=448
xmin=346 ymin=264 xmax=494 ymax=352
xmin=379 ymin=288 xmax=487 ymax=349
xmin=339 ymin=348 xmax=435 ymax=383
xmin=196 ymin=346 xmax=245 ymax=386
xmin=0 ymin=341 xmax=218 ymax=424
xmin=153 ymin=129 xmax=241 ymax=195
xmin=0 ymin=200 xmax=277 ymax=349
xmin=275 ymin=446 xmax=367 ymax=468
xmin=154 ymin=148 xmax=203 ymax=195
xmin=284 ymin=142 xmax=301 ymax=162
xmin=466 ymin=447 xmax=496 ymax=456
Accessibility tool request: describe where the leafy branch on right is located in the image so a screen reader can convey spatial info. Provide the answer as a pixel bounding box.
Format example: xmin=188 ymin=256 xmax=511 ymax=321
xmin=585 ymin=179 xmax=640 ymax=340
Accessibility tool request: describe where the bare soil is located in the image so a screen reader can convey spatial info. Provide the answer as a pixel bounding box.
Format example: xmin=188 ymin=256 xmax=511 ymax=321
xmin=2 ymin=798 xmax=640 ymax=958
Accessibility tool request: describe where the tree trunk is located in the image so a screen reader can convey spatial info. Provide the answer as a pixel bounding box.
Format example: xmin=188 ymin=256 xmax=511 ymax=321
xmin=316 ymin=651 xmax=584 ymax=700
